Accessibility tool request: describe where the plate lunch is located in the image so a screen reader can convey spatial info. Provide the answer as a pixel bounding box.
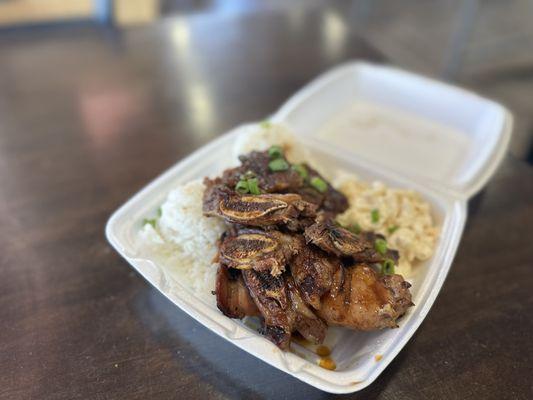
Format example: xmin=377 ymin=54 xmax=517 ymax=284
xmin=106 ymin=62 xmax=512 ymax=393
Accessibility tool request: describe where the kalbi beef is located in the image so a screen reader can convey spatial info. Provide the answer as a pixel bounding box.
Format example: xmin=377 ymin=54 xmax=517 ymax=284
xmin=304 ymin=220 xmax=396 ymax=263
xmin=216 ymin=265 xmax=260 ymax=319
xmin=303 ymin=164 xmax=349 ymax=214
xmin=202 ymin=177 xmax=226 ymax=215
xmin=221 ymin=151 xmax=303 ymax=193
xmin=293 ymin=186 xmax=324 ymax=210
xmin=219 ymin=228 xmax=304 ymax=276
xmin=322 ymin=190 xmax=349 ymax=215
xmin=206 ymin=147 xmax=411 ymax=350
xmin=304 ymin=220 xmax=375 ymax=259
xmin=242 ymin=270 xmax=292 ymax=348
xmin=203 ymin=181 xmax=317 ymax=230
xmin=290 ymin=246 xmax=342 ymax=310
xmin=242 ymin=269 xmax=326 ymax=349
xmin=317 ymin=264 xmax=413 ymax=330
xmin=211 ymin=150 xmax=348 ymax=216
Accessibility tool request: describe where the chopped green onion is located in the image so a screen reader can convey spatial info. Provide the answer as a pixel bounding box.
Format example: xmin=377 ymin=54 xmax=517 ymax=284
xmin=371 ymin=208 xmax=380 ymax=223
xmin=310 ymin=176 xmax=328 ymax=193
xmin=375 ymin=238 xmax=388 ymax=255
xmin=388 ymin=225 xmax=399 ymax=234
xmin=268 ymin=145 xmax=283 ymax=159
xmin=247 ymin=178 xmax=260 ymax=195
xmin=348 ymin=223 xmax=361 ymax=234
xmin=260 ymin=120 xmax=272 ymax=129
xmin=381 ymin=259 xmax=395 ymax=275
xmin=268 ymin=158 xmax=289 ymax=172
xmin=235 ymin=180 xmax=249 ymax=194
xmin=143 ymin=218 xmax=157 ymax=228
xmin=144 ymin=206 xmax=162 ymax=227
xmin=292 ymin=164 xmax=308 ymax=180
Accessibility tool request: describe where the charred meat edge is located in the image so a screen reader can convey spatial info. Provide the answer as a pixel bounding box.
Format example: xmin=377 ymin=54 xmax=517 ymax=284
xmin=317 ymin=264 xmax=413 ymax=330
xmin=203 ymin=182 xmax=317 ymax=231
xmin=304 ymin=220 xmax=399 ymax=263
xmin=219 ymin=228 xmax=304 ymax=276
xmin=215 ymin=265 xmax=260 ymax=319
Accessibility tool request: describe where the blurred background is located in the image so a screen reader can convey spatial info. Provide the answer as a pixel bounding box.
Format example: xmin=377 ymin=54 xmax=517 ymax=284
xmin=0 ymin=0 xmax=531 ymax=162
xmin=1 ymin=3 xmax=532 ymax=399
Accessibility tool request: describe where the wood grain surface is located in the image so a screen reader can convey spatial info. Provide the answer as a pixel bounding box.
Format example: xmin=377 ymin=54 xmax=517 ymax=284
xmin=0 ymin=7 xmax=532 ymax=400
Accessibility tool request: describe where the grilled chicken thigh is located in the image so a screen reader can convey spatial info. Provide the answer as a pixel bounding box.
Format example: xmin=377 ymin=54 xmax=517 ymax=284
xmin=317 ymin=264 xmax=412 ymax=330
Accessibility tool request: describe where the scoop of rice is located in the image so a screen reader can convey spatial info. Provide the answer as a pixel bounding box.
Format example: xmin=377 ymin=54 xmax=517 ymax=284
xmin=138 ymin=179 xmax=226 ymax=299
xmin=232 ymin=122 xmax=310 ymax=164
xmin=158 ymin=180 xmax=225 ymax=259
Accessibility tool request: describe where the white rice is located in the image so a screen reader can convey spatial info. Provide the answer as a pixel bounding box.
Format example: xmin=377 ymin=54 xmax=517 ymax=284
xmin=232 ymin=122 xmax=310 ymax=165
xmin=137 ymin=179 xmax=226 ymax=300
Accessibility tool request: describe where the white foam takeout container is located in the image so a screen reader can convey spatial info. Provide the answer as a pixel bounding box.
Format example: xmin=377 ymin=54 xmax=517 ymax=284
xmin=105 ymin=62 xmax=512 ymax=393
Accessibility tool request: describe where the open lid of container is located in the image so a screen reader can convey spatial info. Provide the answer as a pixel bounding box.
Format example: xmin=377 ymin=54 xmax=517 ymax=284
xmin=271 ymin=62 xmax=513 ymax=199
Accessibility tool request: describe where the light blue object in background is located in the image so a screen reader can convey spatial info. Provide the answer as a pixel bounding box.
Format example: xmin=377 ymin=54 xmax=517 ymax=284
xmin=93 ymin=0 xmax=112 ymax=23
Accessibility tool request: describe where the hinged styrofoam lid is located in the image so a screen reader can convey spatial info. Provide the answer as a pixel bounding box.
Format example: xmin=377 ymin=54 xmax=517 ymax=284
xmin=271 ymin=63 xmax=513 ymax=199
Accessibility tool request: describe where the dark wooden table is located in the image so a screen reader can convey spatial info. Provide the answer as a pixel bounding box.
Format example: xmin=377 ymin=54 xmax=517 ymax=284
xmin=1 ymin=7 xmax=532 ymax=400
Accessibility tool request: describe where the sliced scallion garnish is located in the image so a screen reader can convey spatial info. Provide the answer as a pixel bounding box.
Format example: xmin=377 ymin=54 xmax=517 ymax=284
xmin=268 ymin=158 xmax=289 ymax=172
xmin=381 ymin=259 xmax=395 ymax=275
xmin=371 ymin=208 xmax=380 ymax=223
xmin=348 ymin=223 xmax=361 ymax=234
xmin=388 ymin=225 xmax=399 ymax=234
xmin=268 ymin=145 xmax=283 ymax=159
xmin=291 ymin=163 xmax=308 ymax=180
xmin=310 ymin=176 xmax=328 ymax=193
xmin=247 ymin=178 xmax=260 ymax=195
xmin=235 ymin=180 xmax=249 ymax=194
xmin=143 ymin=218 xmax=157 ymax=228
xmin=375 ymin=238 xmax=388 ymax=255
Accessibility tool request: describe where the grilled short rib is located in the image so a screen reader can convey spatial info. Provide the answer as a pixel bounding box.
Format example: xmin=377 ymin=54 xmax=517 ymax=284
xmin=219 ymin=228 xmax=304 ymax=276
xmin=203 ymin=182 xmax=317 ymax=230
xmin=294 ymin=164 xmax=349 ymax=214
xmin=222 ymin=151 xmax=303 ymax=193
xmin=242 ymin=269 xmax=326 ymax=349
xmin=207 ymin=149 xmax=348 ymax=215
xmin=290 ymin=245 xmax=343 ymax=310
xmin=304 ymin=219 xmax=399 ymax=263
xmin=207 ymin=147 xmax=412 ymax=350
